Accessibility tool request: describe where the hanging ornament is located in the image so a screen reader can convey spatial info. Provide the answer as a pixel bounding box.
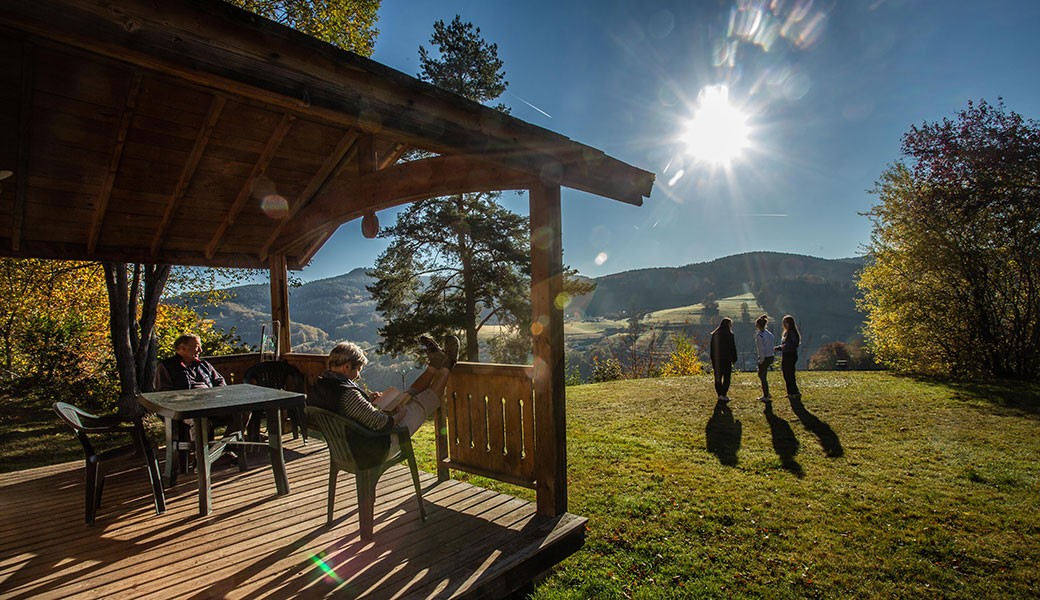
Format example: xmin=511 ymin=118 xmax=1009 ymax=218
xmin=361 ymin=212 xmax=379 ymax=239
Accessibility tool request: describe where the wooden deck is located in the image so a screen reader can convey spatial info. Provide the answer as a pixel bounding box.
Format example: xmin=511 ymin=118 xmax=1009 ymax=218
xmin=0 ymin=437 xmax=586 ymax=599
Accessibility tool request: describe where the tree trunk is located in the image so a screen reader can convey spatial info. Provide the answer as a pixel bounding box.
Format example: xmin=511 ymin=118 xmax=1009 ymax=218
xmin=103 ymin=262 xmax=170 ymax=415
xmin=104 ymin=263 xmax=140 ymax=416
xmin=459 ymin=238 xmax=479 ymax=362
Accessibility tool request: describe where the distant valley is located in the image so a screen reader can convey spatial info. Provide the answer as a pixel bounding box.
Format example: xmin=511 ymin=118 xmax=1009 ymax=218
xmin=182 ymin=251 xmax=868 ymax=389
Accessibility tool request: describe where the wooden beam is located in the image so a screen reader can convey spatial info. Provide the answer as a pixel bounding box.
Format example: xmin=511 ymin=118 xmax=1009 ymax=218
xmin=151 ymin=94 xmax=225 ymax=256
xmin=257 ymin=129 xmax=358 ymax=262
xmin=378 ymin=142 xmax=409 ymax=170
xmin=272 ymin=154 xmax=538 ymax=256
xmin=357 ymin=133 xmax=376 ymax=175
xmin=0 ymin=0 xmax=655 ymax=205
xmin=205 ymin=112 xmax=294 ymax=259
xmin=269 ymin=254 xmax=291 ymax=354
xmin=12 ymin=41 xmax=33 ymax=252
xmin=0 ymin=237 xmax=273 ymax=269
xmin=88 ymin=71 xmax=142 ymax=254
xmin=529 ymin=183 xmax=566 ymax=517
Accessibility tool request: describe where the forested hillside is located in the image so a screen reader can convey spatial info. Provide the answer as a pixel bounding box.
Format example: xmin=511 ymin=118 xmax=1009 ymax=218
xmin=180 ymin=253 xmax=868 ymax=387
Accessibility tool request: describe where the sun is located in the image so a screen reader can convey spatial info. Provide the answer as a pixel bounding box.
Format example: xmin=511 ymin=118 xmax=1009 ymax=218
xmin=681 ymin=85 xmax=751 ymax=166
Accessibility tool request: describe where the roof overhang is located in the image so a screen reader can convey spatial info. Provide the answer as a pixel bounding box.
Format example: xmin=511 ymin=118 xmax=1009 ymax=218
xmin=0 ymin=0 xmax=655 ymax=269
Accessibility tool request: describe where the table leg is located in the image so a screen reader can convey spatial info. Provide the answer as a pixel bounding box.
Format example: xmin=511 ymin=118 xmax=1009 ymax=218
xmin=194 ymin=417 xmax=212 ymax=516
xmin=164 ymin=417 xmax=176 ymax=488
xmin=268 ymin=407 xmax=290 ymax=495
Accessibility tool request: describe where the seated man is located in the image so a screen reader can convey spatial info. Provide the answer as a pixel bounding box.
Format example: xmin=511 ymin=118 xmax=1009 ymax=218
xmin=154 ymin=333 xmax=232 ymax=445
xmin=309 ymin=336 xmax=458 ymax=466
xmin=154 ymin=333 xmax=226 ymax=390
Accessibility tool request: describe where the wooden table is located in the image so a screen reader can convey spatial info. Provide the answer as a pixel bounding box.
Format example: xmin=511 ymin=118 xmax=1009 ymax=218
xmin=138 ymin=384 xmax=306 ymax=515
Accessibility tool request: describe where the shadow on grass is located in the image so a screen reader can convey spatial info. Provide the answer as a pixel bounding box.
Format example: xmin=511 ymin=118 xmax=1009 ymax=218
xmin=705 ymin=399 xmax=741 ymax=466
xmin=763 ymin=403 xmax=803 ymax=478
xmin=930 ymin=378 xmax=1040 ymax=418
xmin=790 ymin=396 xmax=844 ymax=457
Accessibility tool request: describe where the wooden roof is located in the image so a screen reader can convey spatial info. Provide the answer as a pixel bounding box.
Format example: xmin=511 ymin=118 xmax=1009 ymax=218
xmin=0 ymin=0 xmax=655 ymax=270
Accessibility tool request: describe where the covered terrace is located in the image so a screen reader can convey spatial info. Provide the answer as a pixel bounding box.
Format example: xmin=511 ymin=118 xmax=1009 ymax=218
xmin=0 ymin=0 xmax=654 ymax=597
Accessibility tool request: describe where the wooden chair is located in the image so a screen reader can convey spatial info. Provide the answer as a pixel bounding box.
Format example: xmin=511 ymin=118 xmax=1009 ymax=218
xmin=53 ymin=402 xmax=167 ymax=526
xmin=244 ymin=361 xmax=307 ymax=442
xmin=305 ymin=406 xmax=427 ymax=540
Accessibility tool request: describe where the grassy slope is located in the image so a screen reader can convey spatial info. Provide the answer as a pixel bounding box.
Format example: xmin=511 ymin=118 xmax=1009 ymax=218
xmin=410 ymin=372 xmax=1040 ymax=599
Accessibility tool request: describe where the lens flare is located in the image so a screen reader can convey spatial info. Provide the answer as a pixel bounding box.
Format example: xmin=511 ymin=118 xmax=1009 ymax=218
xmin=594 ymin=252 xmax=608 ymax=265
xmin=681 ymin=85 xmax=751 ymax=166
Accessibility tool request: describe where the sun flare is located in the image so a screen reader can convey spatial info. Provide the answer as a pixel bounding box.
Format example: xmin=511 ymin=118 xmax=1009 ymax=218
xmin=681 ymin=85 xmax=750 ymax=166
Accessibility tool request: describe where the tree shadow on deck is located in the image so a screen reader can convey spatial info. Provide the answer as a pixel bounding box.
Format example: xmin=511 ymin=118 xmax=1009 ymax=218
xmin=0 ymin=465 xmax=216 ymax=600
xmin=705 ymin=399 xmax=742 ymax=466
xmin=185 ymin=481 xmax=556 ymax=600
xmin=763 ymin=403 xmax=803 ymax=478
xmin=789 ymin=396 xmax=844 ymax=457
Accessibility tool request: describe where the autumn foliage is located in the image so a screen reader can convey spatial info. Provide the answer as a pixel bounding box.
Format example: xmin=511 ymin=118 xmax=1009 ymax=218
xmin=858 ymin=99 xmax=1040 ymax=379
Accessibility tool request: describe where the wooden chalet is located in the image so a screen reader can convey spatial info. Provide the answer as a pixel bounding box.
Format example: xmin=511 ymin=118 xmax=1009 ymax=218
xmin=0 ymin=0 xmax=654 ymax=597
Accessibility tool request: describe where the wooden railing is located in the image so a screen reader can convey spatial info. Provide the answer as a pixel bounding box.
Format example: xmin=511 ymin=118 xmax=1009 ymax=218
xmin=204 ymin=352 xmax=327 ymax=395
xmin=208 ymin=354 xmax=541 ymax=490
xmin=436 ymin=362 xmax=536 ymax=488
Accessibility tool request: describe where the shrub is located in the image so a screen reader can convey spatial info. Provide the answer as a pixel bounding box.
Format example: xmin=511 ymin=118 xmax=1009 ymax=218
xmin=590 ymin=356 xmax=623 ymax=383
xmin=660 ymin=332 xmax=705 ymax=377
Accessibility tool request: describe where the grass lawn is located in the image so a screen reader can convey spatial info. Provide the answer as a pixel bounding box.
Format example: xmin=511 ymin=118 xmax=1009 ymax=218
xmin=5 ymin=372 xmax=1038 ymax=598
xmin=411 ymin=371 xmax=1040 ymax=599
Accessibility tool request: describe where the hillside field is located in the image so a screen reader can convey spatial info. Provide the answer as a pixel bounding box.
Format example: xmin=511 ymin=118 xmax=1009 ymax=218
xmin=407 ymin=372 xmax=1040 ymax=599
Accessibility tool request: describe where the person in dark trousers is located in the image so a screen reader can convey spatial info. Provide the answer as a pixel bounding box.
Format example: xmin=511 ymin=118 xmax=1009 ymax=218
xmin=774 ymin=314 xmax=801 ymax=399
xmin=754 ymin=315 xmax=775 ymax=402
xmin=710 ymin=318 xmax=738 ymax=401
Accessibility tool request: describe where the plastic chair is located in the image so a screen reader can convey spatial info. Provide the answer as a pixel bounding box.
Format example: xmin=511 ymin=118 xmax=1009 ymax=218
xmin=243 ymin=361 xmax=308 ymax=443
xmin=53 ymin=402 xmax=167 ymax=526
xmin=306 ymin=406 xmax=427 ymax=540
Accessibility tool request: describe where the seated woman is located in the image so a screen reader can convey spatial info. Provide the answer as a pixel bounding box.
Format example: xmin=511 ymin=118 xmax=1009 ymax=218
xmin=309 ymin=337 xmax=459 ymax=465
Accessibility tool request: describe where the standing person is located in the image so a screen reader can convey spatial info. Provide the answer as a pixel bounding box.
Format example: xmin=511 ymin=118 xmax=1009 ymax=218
xmin=754 ymin=315 xmax=775 ymax=402
xmin=774 ymin=315 xmax=801 ymax=399
xmin=709 ymin=318 xmax=738 ymax=402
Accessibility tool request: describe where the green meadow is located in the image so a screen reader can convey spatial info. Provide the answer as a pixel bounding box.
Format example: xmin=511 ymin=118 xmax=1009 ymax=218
xmin=411 ymin=371 xmax=1040 ymax=599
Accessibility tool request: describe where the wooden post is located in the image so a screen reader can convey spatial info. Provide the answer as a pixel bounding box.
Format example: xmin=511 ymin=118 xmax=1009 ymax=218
xmin=269 ymin=254 xmax=291 ymax=355
xmin=529 ymin=184 xmax=566 ymax=516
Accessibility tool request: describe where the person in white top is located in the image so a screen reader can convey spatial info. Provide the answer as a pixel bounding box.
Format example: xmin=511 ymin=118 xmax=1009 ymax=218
xmin=754 ymin=315 xmax=775 ymax=402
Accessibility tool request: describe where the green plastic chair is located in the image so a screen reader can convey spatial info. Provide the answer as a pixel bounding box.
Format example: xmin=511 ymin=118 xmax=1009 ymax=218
xmin=53 ymin=402 xmax=166 ymax=526
xmin=305 ymin=406 xmax=427 ymax=540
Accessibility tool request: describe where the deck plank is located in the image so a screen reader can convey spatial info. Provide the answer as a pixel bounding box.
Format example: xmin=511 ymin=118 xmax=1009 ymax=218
xmin=0 ymin=437 xmax=585 ymax=599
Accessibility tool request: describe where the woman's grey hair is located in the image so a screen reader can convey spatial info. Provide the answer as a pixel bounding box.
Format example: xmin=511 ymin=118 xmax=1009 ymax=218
xmin=328 ymin=341 xmax=367 ymax=369
xmin=174 ymin=333 xmax=201 ymax=349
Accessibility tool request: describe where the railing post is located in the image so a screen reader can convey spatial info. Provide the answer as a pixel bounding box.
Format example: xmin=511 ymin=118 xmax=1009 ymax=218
xmin=529 ymin=183 xmax=566 ymax=516
xmin=269 ymin=254 xmax=292 ymax=354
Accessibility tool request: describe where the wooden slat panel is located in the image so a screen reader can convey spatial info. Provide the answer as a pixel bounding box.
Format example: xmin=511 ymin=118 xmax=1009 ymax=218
xmin=503 ymin=379 xmax=525 ymax=473
xmin=89 ymin=70 xmax=140 ymax=253
xmin=442 ymin=363 xmax=536 ymax=487
xmin=205 ymin=112 xmax=294 ymax=258
xmin=31 ymin=46 xmax=127 ymax=108
xmin=470 ymin=389 xmax=488 ymax=457
xmin=486 ymin=386 xmax=506 ymax=474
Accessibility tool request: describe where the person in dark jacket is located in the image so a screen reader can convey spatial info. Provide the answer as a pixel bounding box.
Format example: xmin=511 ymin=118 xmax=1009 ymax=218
xmin=710 ymin=318 xmax=738 ymax=401
xmin=774 ymin=314 xmax=801 ymax=399
xmin=309 ymin=336 xmax=458 ymax=467
xmin=154 ymin=333 xmax=226 ymax=390
xmin=153 ymin=332 xmax=230 ymax=445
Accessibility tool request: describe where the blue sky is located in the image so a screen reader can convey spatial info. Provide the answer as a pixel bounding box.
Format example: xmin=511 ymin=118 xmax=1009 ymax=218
xmin=298 ymin=0 xmax=1040 ymax=282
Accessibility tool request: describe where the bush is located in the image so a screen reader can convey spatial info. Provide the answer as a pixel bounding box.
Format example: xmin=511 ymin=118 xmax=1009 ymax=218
xmin=590 ymin=356 xmax=623 ymax=383
xmin=660 ymin=332 xmax=705 ymax=377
